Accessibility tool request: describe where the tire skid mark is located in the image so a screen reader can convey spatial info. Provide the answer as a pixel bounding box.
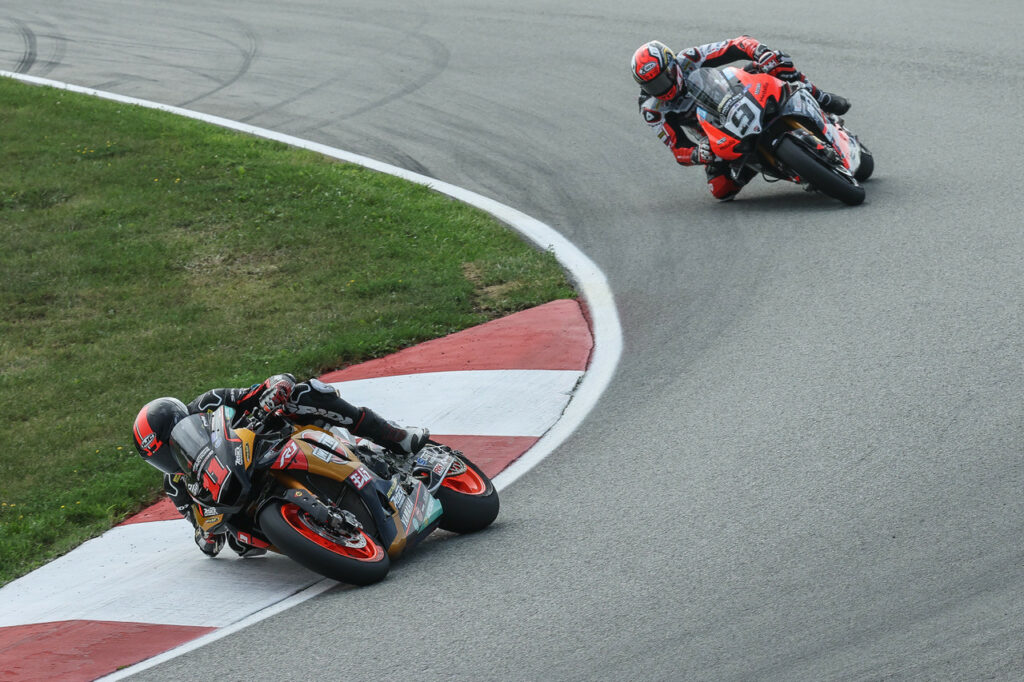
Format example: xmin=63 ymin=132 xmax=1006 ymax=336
xmin=236 ymin=75 xmax=337 ymax=124
xmin=10 ymin=18 xmax=35 ymax=73
xmin=5 ymin=17 xmax=67 ymax=76
xmin=177 ymin=22 xmax=259 ymax=107
xmin=330 ymin=29 xmax=450 ymax=122
xmin=289 ymin=15 xmax=450 ymax=134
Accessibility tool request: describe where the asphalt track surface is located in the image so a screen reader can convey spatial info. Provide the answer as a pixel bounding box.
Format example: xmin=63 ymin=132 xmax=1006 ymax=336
xmin=3 ymin=2 xmax=1023 ymax=680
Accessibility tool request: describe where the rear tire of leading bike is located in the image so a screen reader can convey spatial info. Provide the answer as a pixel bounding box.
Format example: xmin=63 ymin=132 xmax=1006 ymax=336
xmin=854 ymin=147 xmax=874 ymax=182
xmin=259 ymin=500 xmax=390 ymax=586
xmin=776 ymin=136 xmax=865 ymax=206
xmin=434 ymin=456 xmax=499 ymax=534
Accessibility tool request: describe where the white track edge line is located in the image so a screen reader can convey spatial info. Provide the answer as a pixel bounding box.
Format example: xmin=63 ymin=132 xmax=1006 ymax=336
xmin=0 ymin=71 xmax=622 ymax=678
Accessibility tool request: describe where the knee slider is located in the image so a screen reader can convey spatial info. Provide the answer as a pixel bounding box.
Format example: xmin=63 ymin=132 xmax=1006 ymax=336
xmin=708 ymin=175 xmax=741 ymax=200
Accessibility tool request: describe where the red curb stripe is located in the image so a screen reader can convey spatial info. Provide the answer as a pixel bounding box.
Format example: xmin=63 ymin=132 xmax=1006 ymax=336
xmin=0 ymin=620 xmax=214 ymax=682
xmin=118 ymin=497 xmax=180 ymax=525
xmin=320 ymin=299 xmax=592 ymax=381
xmin=431 ymin=434 xmax=539 ymax=479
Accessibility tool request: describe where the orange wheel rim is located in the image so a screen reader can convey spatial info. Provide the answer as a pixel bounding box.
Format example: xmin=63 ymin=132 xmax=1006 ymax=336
xmin=280 ymin=503 xmax=384 ymax=562
xmin=441 ymin=467 xmax=487 ymax=495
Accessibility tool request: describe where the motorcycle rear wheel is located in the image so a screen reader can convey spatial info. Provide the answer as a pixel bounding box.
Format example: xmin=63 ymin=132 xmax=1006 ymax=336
xmin=259 ymin=499 xmax=390 ymax=585
xmin=432 ymin=455 xmax=499 ymax=534
xmin=776 ymin=136 xmax=865 ymax=206
xmin=854 ymin=147 xmax=874 ymax=182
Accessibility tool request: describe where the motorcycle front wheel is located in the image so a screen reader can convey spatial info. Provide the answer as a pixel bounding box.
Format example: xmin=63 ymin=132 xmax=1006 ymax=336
xmin=259 ymin=499 xmax=390 ymax=585
xmin=776 ymin=135 xmax=865 ymax=206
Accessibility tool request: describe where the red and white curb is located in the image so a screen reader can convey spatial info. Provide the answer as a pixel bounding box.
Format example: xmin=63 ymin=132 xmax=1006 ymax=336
xmin=0 ymin=71 xmax=622 ymax=682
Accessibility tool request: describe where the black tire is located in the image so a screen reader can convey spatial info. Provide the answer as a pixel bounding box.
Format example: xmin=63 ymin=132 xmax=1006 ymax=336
xmin=854 ymin=148 xmax=874 ymax=182
xmin=259 ymin=499 xmax=390 ymax=586
xmin=433 ymin=456 xmax=499 ymax=534
xmin=776 ymin=135 xmax=865 ymax=206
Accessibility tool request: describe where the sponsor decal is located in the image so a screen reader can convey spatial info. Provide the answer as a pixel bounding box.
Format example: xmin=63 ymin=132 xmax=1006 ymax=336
xmin=202 ymin=457 xmax=229 ymax=500
xmin=237 ymin=532 xmax=269 ymax=548
xmin=140 ymin=433 xmax=156 ymax=451
xmin=643 ymin=108 xmax=662 ymax=124
xmin=193 ymin=446 xmax=215 ymax=474
xmin=348 ymin=466 xmax=372 ymax=490
xmin=211 ymin=430 xmax=223 ymax=449
xmin=390 ymin=486 xmax=408 ymax=511
xmin=400 ymin=498 xmax=414 ymax=528
xmin=311 ymin=447 xmax=334 ymax=463
xmin=234 ymin=445 xmax=244 ymax=466
xmin=298 ymin=429 xmax=340 ymax=451
xmin=277 ymin=440 xmax=301 ymax=468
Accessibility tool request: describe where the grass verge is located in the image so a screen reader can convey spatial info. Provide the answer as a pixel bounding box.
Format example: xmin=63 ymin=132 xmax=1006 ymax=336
xmin=0 ymin=76 xmax=575 ymax=585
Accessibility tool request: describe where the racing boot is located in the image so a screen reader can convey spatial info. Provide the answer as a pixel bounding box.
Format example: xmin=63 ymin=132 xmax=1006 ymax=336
xmin=816 ymin=91 xmax=850 ymax=115
xmin=353 ymin=407 xmax=430 ymax=455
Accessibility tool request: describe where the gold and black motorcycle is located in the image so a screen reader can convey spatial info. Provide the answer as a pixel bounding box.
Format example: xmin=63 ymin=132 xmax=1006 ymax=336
xmin=169 ymin=405 xmax=499 ymax=585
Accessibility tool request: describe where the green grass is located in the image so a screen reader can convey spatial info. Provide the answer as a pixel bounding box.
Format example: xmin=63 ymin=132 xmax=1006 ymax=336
xmin=0 ymin=76 xmax=575 ymax=585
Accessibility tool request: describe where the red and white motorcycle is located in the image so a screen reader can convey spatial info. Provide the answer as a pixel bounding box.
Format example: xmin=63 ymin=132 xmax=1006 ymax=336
xmin=688 ymin=65 xmax=873 ymax=205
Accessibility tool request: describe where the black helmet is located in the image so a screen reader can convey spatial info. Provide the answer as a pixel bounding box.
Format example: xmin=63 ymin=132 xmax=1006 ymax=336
xmin=132 ymin=397 xmax=188 ymax=475
xmin=631 ymin=40 xmax=682 ymax=100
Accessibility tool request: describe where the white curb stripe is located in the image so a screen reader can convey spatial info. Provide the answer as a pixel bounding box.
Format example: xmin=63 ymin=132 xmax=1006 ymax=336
xmin=0 ymin=520 xmax=321 ymax=628
xmin=331 ymin=369 xmax=583 ymax=437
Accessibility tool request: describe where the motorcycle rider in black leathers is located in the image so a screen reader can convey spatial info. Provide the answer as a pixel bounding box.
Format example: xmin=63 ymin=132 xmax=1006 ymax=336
xmin=632 ymin=36 xmax=851 ymax=201
xmin=132 ymin=373 xmax=429 ymax=557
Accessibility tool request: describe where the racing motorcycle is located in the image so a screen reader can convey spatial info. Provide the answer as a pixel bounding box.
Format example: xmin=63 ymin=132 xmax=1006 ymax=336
xmin=169 ymin=405 xmax=499 ymax=586
xmin=687 ymin=65 xmax=873 ymax=205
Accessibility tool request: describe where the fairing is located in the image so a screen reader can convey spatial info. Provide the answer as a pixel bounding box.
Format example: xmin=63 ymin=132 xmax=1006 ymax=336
xmin=169 ymin=407 xmax=253 ymax=515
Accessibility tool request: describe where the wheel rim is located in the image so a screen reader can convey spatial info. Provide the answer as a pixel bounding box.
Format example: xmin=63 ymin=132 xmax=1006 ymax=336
xmin=441 ymin=465 xmax=488 ymax=495
xmin=279 ymin=503 xmax=384 ymax=562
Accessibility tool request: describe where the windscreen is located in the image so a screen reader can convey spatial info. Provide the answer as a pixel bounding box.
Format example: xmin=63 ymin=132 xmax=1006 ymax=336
xmin=686 ymin=67 xmax=740 ymax=115
xmin=169 ymin=414 xmax=212 ymax=474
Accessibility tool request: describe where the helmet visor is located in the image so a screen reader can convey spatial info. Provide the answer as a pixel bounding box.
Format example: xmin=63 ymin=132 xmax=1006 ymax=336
xmin=639 ymin=63 xmax=678 ymax=98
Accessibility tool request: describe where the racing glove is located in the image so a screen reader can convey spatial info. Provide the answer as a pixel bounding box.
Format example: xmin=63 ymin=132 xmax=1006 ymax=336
xmin=754 ymin=48 xmax=798 ymax=81
xmin=672 ymin=140 xmax=713 ymax=166
xmin=195 ymin=527 xmax=225 ymax=557
xmin=691 ymin=139 xmax=715 ymax=165
xmin=258 ymin=373 xmax=296 ymax=414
